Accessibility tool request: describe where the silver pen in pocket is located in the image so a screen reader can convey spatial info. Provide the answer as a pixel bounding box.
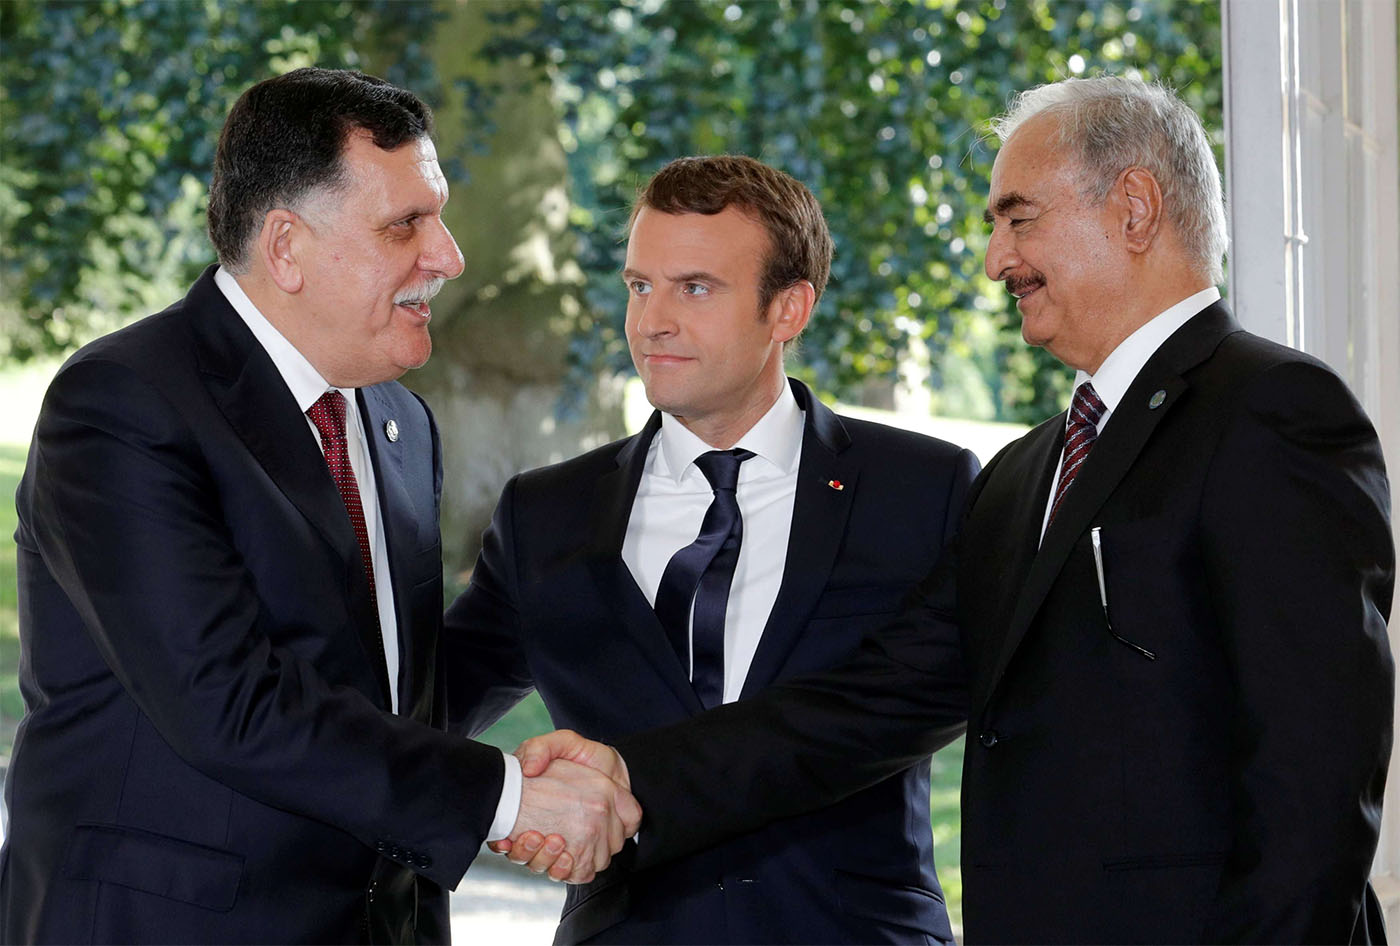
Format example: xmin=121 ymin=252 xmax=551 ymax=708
xmin=1091 ymin=525 xmax=1156 ymax=660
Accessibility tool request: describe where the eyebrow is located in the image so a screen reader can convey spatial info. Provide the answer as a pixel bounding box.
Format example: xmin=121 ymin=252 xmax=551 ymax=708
xmin=983 ymin=191 xmax=1036 ymax=225
xmin=379 ymin=204 xmax=441 ymax=227
xmin=620 ymin=267 xmax=729 ymax=289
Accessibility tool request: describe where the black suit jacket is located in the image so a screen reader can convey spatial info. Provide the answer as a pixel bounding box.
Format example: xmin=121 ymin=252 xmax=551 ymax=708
xmin=2 ymin=267 xmax=504 ymax=944
xmin=444 ymin=379 xmax=979 ymax=944
xmin=615 ymin=304 xmax=1395 ymax=944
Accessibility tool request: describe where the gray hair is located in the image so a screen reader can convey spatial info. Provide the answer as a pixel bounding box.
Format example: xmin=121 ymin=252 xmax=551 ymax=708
xmin=991 ymin=76 xmax=1227 ymax=284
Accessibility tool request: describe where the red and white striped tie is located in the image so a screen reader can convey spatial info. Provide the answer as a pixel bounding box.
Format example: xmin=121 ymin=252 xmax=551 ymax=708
xmin=1048 ymin=381 xmax=1106 ymax=525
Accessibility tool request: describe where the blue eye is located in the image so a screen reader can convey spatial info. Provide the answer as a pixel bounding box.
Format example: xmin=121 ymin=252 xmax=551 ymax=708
xmin=681 ymin=283 xmax=710 ymax=296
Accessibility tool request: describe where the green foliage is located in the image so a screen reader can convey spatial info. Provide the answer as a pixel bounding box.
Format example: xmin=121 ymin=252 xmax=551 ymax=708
xmin=0 ymin=0 xmax=443 ymax=360
xmin=477 ymin=0 xmax=1221 ymax=423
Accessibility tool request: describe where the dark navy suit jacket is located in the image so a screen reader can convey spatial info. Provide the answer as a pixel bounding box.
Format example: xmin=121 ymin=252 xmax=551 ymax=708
xmin=2 ymin=267 xmax=503 ymax=944
xmin=444 ymin=379 xmax=979 ymax=944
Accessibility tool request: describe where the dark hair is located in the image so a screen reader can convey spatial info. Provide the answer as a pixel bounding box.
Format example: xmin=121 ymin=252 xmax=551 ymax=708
xmin=207 ymin=67 xmax=434 ymax=272
xmin=632 ymin=155 xmax=833 ymax=311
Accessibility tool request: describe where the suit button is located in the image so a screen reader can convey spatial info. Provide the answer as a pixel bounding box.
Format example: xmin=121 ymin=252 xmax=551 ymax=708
xmin=418 ymin=854 xmax=432 ymax=869
xmin=979 ymin=730 xmax=1000 ymax=748
xmin=376 ymin=841 xmax=387 ymax=853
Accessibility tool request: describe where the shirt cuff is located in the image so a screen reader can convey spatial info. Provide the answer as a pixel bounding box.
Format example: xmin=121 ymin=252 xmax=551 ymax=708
xmin=488 ymin=750 xmax=523 ymax=841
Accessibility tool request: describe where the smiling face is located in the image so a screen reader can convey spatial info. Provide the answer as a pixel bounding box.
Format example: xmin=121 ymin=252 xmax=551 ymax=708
xmin=623 ymin=206 xmax=805 ymax=446
xmin=983 ymin=113 xmax=1132 ymax=373
xmin=289 ymin=133 xmax=465 ymax=387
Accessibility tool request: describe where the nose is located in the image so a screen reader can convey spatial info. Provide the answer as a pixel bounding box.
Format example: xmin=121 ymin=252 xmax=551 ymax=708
xmin=985 ymin=223 xmax=1014 ymax=282
xmin=422 ymin=217 xmax=465 ymax=280
xmin=632 ymin=292 xmax=676 ymax=339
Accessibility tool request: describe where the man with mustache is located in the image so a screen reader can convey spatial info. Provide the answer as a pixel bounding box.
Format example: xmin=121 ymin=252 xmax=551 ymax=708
xmin=2 ymin=67 xmax=638 ymax=944
xmin=448 ymin=154 xmax=979 ymax=943
xmin=512 ymin=76 xmax=1395 ymax=943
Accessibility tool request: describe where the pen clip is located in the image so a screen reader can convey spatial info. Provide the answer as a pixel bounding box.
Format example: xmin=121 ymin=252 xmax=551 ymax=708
xmin=1090 ymin=526 xmax=1109 ymax=615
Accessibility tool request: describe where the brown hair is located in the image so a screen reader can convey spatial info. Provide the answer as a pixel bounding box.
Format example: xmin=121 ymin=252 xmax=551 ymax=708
xmin=631 ymin=155 xmax=833 ymax=311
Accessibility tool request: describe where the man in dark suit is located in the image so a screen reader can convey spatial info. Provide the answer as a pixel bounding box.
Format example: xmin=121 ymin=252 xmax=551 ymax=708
xmin=449 ymin=155 xmax=979 ymax=943
xmin=1 ymin=68 xmax=636 ymax=944
xmin=512 ymin=78 xmax=1395 ymax=943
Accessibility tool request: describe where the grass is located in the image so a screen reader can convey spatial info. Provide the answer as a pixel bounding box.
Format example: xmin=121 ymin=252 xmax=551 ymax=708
xmin=0 ymin=444 xmax=24 ymax=758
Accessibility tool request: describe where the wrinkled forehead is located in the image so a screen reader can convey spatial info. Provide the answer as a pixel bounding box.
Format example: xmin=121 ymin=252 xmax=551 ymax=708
xmin=988 ymin=114 xmax=1078 ymax=203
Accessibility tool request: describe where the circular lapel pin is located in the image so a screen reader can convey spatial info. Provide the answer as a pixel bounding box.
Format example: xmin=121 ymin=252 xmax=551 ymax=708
xmin=1148 ymin=390 xmax=1166 ymax=410
xmin=384 ymin=419 xmax=400 ymax=442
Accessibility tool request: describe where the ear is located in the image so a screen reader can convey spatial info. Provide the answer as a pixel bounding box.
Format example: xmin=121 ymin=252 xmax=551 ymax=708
xmin=256 ymin=208 xmax=306 ymax=294
xmin=767 ymin=280 xmax=816 ymax=344
xmin=1118 ymin=166 xmax=1163 ymax=255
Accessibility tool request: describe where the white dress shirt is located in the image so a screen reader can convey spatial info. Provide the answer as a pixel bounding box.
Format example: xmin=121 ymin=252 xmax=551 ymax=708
xmin=622 ymin=382 xmax=805 ymax=704
xmin=214 ymin=268 xmax=521 ymax=839
xmin=1038 ymin=286 xmax=1222 ymax=542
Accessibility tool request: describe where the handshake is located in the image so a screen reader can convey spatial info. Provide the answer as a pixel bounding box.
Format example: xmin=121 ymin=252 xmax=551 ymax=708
xmin=489 ymin=730 xmax=639 ymax=884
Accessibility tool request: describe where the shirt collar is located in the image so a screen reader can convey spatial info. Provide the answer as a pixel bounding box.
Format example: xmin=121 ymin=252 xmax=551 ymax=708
xmin=214 ymin=266 xmax=350 ymax=411
xmin=1074 ymin=286 xmax=1221 ymax=415
xmin=656 ymin=380 xmax=805 ymax=484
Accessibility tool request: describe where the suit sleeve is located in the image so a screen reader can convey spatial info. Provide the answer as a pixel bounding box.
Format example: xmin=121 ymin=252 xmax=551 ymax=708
xmin=618 ymin=446 xmax=980 ymax=869
xmin=442 ymin=477 xmax=536 ymax=738
xmin=26 ymin=358 xmax=504 ymax=890
xmin=1197 ymin=360 xmax=1395 ymax=943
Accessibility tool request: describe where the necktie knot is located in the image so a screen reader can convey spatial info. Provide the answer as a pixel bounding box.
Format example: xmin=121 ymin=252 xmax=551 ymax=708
xmin=1069 ymin=382 xmax=1106 ymax=430
xmin=307 ymin=390 xmax=349 ymax=444
xmin=694 ymin=448 xmax=755 ymax=493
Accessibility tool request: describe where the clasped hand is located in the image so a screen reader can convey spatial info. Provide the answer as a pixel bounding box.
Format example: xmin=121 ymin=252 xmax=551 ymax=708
xmin=489 ymin=729 xmax=638 ymax=883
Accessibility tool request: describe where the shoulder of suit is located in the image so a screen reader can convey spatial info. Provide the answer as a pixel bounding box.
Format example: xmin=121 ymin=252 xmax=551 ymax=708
xmin=49 ymin=296 xmax=198 ymax=401
xmin=1213 ymin=327 xmax=1338 ymax=378
xmin=509 ymin=429 xmax=644 ymax=493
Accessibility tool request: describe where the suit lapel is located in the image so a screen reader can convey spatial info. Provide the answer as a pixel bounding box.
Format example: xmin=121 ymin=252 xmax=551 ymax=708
xmin=585 ymin=414 xmax=706 ymax=714
xmin=985 ymin=303 xmax=1243 ymax=697
xmin=189 ymin=268 xmax=388 ymax=702
xmin=740 ymin=380 xmax=858 ymax=698
xmin=359 ymin=386 xmax=416 ymax=711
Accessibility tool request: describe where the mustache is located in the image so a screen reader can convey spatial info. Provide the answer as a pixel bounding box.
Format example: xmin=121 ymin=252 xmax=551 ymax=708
xmin=395 ymin=278 xmax=446 ymax=306
xmin=1005 ymin=272 xmax=1045 ymax=299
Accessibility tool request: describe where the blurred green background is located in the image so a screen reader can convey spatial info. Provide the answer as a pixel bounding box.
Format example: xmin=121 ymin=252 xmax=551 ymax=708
xmin=0 ymin=0 xmax=1222 ymax=928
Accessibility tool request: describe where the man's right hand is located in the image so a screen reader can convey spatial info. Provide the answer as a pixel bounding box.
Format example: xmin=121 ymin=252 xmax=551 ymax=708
xmin=516 ymin=728 xmax=631 ymax=785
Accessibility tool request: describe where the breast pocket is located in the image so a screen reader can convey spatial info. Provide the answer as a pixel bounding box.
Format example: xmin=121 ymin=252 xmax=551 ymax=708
xmin=1096 ymin=515 xmax=1211 ymax=661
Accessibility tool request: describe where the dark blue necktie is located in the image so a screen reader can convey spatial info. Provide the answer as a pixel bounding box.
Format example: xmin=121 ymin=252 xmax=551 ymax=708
xmin=653 ymin=448 xmax=755 ymax=709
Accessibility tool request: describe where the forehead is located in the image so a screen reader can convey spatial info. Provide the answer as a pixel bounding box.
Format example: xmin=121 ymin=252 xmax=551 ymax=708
xmin=988 ymin=113 xmax=1076 ymax=206
xmin=339 ymin=132 xmax=448 ymax=207
xmin=625 ymin=205 xmax=769 ymax=271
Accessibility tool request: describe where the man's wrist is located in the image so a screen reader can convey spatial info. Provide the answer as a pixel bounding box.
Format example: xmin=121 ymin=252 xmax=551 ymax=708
xmin=487 ymin=750 xmax=523 ymax=840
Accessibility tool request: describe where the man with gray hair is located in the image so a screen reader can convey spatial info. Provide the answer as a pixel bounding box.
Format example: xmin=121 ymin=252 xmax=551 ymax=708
xmin=509 ymin=76 xmax=1394 ymax=943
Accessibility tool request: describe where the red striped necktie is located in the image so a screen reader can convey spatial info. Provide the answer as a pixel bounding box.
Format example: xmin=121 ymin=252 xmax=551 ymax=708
xmin=1048 ymin=381 xmax=1107 ymax=525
